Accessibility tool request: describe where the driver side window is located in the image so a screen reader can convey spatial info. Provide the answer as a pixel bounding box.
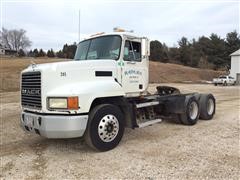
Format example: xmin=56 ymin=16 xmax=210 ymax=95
xmin=124 ymin=40 xmax=141 ymax=61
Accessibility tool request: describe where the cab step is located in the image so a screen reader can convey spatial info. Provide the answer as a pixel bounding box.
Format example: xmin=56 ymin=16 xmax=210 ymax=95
xmin=137 ymin=119 xmax=162 ymax=128
xmin=136 ymin=101 xmax=159 ymax=108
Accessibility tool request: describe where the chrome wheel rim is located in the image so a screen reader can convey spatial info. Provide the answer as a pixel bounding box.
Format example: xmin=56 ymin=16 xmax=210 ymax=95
xmin=98 ymin=115 xmax=119 ymax=142
xmin=189 ymin=101 xmax=198 ymax=119
xmin=207 ymin=99 xmax=214 ymax=115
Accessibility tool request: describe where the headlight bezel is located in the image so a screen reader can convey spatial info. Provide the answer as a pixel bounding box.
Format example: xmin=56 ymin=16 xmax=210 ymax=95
xmin=47 ymin=97 xmax=79 ymax=110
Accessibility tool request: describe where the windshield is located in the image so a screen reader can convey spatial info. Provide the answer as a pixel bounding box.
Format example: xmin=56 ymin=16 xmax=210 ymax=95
xmin=74 ymin=35 xmax=121 ymax=60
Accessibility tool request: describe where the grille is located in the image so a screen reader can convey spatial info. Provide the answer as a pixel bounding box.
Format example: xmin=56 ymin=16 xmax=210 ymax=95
xmin=21 ymin=71 xmax=42 ymax=109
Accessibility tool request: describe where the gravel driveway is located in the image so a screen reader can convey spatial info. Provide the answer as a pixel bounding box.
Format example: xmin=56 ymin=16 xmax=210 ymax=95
xmin=1 ymin=84 xmax=239 ymax=179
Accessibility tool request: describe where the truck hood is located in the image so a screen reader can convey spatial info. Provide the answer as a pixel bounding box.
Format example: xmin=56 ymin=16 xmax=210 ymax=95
xmin=22 ymin=59 xmax=117 ymax=76
xmin=21 ymin=59 xmax=124 ymax=113
xmin=22 ymin=59 xmax=119 ymax=95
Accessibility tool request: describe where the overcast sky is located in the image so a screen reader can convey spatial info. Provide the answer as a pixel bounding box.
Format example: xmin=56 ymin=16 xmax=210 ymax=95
xmin=1 ymin=0 xmax=239 ymax=51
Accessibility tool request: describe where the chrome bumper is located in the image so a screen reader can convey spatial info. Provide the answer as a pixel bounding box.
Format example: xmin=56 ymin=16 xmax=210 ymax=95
xmin=20 ymin=111 xmax=88 ymax=138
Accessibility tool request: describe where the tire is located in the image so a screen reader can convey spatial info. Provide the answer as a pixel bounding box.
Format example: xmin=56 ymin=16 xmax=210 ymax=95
xmin=214 ymin=83 xmax=217 ymax=86
xmin=84 ymin=104 xmax=124 ymax=151
xmin=178 ymin=96 xmax=199 ymax=125
xmin=173 ymin=114 xmax=183 ymax=124
xmin=199 ymin=94 xmax=215 ymax=120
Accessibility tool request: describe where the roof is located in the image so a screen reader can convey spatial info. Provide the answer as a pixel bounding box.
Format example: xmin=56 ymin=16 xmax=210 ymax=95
xmin=230 ymin=49 xmax=240 ymax=56
xmin=5 ymin=49 xmax=17 ymax=52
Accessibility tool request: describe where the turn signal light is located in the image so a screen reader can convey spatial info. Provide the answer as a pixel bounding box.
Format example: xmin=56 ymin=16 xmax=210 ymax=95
xmin=67 ymin=97 xmax=79 ymax=110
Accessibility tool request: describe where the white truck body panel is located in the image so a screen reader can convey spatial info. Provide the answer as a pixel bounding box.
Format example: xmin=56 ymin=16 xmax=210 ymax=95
xmin=21 ymin=33 xmax=150 ymax=114
xmin=22 ymin=60 xmax=125 ymax=114
xmin=20 ymin=32 xmax=151 ymax=138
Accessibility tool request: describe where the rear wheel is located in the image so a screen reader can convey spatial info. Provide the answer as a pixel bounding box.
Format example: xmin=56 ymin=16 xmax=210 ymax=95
xmin=199 ymin=94 xmax=215 ymax=120
xmin=84 ymin=104 xmax=124 ymax=151
xmin=178 ymin=96 xmax=199 ymax=125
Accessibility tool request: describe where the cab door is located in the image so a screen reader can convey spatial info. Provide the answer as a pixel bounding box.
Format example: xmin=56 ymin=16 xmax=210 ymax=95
xmin=120 ymin=39 xmax=148 ymax=94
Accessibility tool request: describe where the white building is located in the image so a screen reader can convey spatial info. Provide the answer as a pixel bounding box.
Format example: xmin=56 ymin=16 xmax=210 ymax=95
xmin=230 ymin=49 xmax=240 ymax=84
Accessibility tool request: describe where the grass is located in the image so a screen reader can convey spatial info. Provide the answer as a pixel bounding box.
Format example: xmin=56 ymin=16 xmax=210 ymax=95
xmin=0 ymin=56 xmax=223 ymax=92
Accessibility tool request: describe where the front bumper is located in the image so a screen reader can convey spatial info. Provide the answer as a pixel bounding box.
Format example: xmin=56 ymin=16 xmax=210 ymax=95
xmin=20 ymin=111 xmax=88 ymax=138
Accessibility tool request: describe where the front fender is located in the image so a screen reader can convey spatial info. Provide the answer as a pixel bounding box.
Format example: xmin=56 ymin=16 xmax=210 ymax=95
xmin=46 ymin=80 xmax=125 ymax=113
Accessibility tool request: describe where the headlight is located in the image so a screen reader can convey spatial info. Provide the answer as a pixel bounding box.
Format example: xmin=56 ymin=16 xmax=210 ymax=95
xmin=48 ymin=97 xmax=78 ymax=110
xmin=48 ymin=98 xmax=67 ymax=109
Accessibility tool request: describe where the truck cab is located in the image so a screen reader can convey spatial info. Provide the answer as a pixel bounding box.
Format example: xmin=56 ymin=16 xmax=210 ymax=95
xmin=74 ymin=32 xmax=150 ymax=95
xmin=20 ymin=30 xmax=216 ymax=151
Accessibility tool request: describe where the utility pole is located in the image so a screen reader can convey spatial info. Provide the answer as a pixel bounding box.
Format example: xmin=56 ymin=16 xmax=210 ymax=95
xmin=78 ymin=9 xmax=81 ymax=42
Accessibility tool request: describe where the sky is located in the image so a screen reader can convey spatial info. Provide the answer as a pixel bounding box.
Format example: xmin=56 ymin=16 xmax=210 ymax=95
xmin=1 ymin=0 xmax=239 ymax=51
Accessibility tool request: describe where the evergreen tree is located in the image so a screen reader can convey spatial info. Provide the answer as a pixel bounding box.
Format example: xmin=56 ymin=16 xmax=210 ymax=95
xmin=150 ymin=40 xmax=163 ymax=61
xmin=47 ymin=49 xmax=55 ymax=57
xmin=62 ymin=44 xmax=77 ymax=59
xmin=56 ymin=50 xmax=64 ymax=58
xmin=68 ymin=44 xmax=77 ymax=59
xmin=33 ymin=49 xmax=39 ymax=57
xmin=225 ymin=31 xmax=240 ymax=57
xmin=208 ymin=33 xmax=226 ymax=69
xmin=150 ymin=40 xmax=169 ymax=62
xmin=38 ymin=49 xmax=46 ymax=57
xmin=178 ymin=37 xmax=191 ymax=65
xmin=28 ymin=50 xmax=34 ymax=57
xmin=169 ymin=47 xmax=180 ymax=63
xmin=18 ymin=49 xmax=25 ymax=57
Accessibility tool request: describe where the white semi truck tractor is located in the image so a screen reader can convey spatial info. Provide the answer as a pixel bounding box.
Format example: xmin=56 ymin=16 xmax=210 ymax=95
xmin=20 ymin=30 xmax=216 ymax=151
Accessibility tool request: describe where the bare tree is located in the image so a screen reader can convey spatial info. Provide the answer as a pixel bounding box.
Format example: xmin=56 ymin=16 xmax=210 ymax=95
xmin=0 ymin=28 xmax=32 ymax=51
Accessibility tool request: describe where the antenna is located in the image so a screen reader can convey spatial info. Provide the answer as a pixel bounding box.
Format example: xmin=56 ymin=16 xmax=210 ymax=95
xmin=78 ymin=9 xmax=81 ymax=42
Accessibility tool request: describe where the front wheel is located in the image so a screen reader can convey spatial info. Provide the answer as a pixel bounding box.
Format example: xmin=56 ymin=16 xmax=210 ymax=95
xmin=84 ymin=104 xmax=124 ymax=151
